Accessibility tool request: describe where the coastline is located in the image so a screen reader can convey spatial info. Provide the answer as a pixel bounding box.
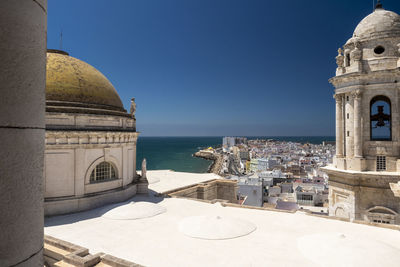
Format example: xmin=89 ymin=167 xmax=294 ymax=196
xmin=193 ymin=150 xmax=223 ymax=175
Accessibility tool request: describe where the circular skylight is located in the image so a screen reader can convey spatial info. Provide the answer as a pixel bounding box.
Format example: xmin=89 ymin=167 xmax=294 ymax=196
xmin=102 ymin=202 xmax=166 ymax=220
xmin=179 ymin=215 xmax=256 ymax=240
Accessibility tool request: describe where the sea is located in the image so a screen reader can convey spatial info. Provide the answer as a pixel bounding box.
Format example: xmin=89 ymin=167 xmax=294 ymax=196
xmin=136 ymin=136 xmax=335 ymax=173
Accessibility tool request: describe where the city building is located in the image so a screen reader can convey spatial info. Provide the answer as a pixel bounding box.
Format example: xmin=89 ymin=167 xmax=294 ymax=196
xmin=44 ymin=50 xmax=148 ymax=216
xmin=223 ymin=136 xmax=236 ymax=148
xmin=237 ymin=177 xmax=263 ymax=207
xmin=323 ymin=2 xmax=400 ymax=224
xmin=222 ymin=136 xmax=247 ymax=149
xmin=295 ymin=183 xmax=326 ymax=206
xmin=3 ymin=2 xmax=400 ymax=266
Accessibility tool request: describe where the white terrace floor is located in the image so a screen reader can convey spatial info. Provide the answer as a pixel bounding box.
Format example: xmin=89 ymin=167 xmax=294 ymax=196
xmin=45 ymin=170 xmax=400 ymax=267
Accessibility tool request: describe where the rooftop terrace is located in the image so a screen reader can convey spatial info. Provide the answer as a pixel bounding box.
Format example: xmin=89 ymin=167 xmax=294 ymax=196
xmin=45 ymin=170 xmax=400 ymax=267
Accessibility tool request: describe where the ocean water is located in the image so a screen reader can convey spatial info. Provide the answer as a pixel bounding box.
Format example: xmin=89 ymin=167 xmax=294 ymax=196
xmin=136 ymin=137 xmax=222 ymax=173
xmin=136 ymin=136 xmax=335 ymax=173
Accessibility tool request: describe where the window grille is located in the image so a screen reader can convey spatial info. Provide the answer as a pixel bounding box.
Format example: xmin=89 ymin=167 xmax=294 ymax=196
xmin=373 ymin=219 xmax=390 ymax=224
xmin=299 ymin=195 xmax=313 ymax=201
xmin=90 ymin=162 xmax=117 ymax=182
xmin=376 ymin=156 xmax=386 ymax=171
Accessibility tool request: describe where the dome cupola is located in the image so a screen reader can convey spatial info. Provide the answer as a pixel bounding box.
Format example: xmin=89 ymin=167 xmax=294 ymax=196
xmin=352 ymin=6 xmax=400 ymax=41
xmin=336 ymin=4 xmax=400 ymax=76
xmin=46 ymin=49 xmax=128 ymax=117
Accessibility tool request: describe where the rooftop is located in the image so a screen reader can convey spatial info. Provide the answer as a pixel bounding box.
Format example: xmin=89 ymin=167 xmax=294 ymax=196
xmin=45 ymin=170 xmax=400 ymax=267
xmin=144 ymin=170 xmax=220 ymax=194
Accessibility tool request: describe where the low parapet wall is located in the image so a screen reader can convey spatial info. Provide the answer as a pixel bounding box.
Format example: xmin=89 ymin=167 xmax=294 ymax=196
xmin=167 ymin=182 xmax=400 ymax=231
xmin=167 ymin=179 xmax=238 ymax=203
xmin=44 ymin=235 xmax=143 ymax=267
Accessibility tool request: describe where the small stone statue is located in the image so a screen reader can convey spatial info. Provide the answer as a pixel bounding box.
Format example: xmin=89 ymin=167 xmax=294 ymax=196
xmin=351 ymin=41 xmax=362 ymax=61
xmin=141 ymin=158 xmax=147 ymax=180
xmin=336 ymin=48 xmax=344 ymax=68
xmin=130 ymin=98 xmax=136 ymax=119
xmin=397 ymin=43 xmax=400 ymax=54
xmin=354 ymin=38 xmax=360 ymax=49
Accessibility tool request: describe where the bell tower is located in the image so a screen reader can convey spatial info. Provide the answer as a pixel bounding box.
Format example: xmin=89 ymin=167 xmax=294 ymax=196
xmin=324 ymin=2 xmax=400 ymax=224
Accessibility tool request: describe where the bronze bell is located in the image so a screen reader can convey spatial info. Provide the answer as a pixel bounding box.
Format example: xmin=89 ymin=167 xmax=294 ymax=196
xmin=374 ymin=106 xmax=389 ymax=127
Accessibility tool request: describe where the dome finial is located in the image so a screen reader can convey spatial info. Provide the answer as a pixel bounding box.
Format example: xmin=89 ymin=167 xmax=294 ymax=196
xmin=375 ymin=0 xmax=383 ymax=10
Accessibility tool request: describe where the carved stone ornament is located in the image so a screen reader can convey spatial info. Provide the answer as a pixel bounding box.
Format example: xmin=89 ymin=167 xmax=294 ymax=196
xmin=141 ymin=158 xmax=147 ymax=179
xmin=351 ymin=41 xmax=362 ymax=61
xmin=333 ymin=94 xmax=343 ymax=103
xmin=336 ymin=48 xmax=344 ymax=68
xmin=354 ymin=40 xmax=360 ymax=49
xmin=130 ymin=98 xmax=136 ymax=119
xmin=351 ymin=90 xmax=362 ymax=99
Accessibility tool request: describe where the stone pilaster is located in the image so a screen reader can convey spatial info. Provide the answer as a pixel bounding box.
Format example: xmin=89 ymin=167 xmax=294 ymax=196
xmin=353 ymin=90 xmax=363 ymax=158
xmin=345 ymin=94 xmax=354 ymax=158
xmin=397 ymin=43 xmax=400 ymax=68
xmin=334 ymin=94 xmax=344 ymax=157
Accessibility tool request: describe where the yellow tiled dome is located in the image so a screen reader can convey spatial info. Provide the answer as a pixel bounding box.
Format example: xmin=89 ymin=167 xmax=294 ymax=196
xmin=46 ymin=49 xmax=126 ymax=116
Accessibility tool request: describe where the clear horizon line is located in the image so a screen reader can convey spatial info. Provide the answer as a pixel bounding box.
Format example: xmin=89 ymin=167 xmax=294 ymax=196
xmin=138 ymin=135 xmax=336 ymax=137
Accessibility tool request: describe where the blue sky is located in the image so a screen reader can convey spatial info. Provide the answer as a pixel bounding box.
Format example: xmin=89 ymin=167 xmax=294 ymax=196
xmin=47 ymin=0 xmax=400 ymax=136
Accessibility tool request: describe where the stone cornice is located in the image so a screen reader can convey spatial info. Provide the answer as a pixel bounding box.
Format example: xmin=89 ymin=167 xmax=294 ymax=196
xmin=45 ymin=131 xmax=139 ymax=146
xmin=322 ymin=166 xmax=400 ymax=189
xmin=329 ymin=69 xmax=400 ymax=88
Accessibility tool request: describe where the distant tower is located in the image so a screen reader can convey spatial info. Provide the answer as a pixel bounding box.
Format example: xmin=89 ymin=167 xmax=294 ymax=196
xmin=324 ymin=2 xmax=400 ymax=224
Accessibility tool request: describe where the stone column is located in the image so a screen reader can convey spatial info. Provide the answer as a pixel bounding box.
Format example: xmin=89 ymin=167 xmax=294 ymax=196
xmin=0 ymin=1 xmax=47 ymax=266
xmin=334 ymin=94 xmax=344 ymax=157
xmin=133 ymin=138 xmax=138 ymax=181
xmin=353 ymin=90 xmax=362 ymax=158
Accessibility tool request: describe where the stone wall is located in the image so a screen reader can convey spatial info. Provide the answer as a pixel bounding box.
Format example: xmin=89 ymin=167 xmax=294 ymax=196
xmin=326 ymin=168 xmax=400 ymax=224
xmin=44 ymin=130 xmax=141 ymax=216
xmin=44 ymin=235 xmax=143 ymax=267
xmin=168 ymin=179 xmax=238 ymax=203
xmin=46 ymin=112 xmax=136 ymax=131
xmin=45 ymin=182 xmax=138 ymax=216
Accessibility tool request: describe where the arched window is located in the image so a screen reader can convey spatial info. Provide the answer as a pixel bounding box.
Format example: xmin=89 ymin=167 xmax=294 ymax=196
xmin=370 ymin=96 xmax=391 ymax=141
xmin=90 ymin=162 xmax=117 ymax=183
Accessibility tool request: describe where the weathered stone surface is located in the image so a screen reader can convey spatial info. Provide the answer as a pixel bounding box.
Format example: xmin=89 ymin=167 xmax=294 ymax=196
xmin=353 ymin=9 xmax=400 ymax=41
xmin=46 ymin=51 xmax=126 ymax=114
xmin=0 ymin=0 xmax=47 ymax=128
xmin=0 ymin=1 xmax=46 ymax=266
xmin=167 ymin=179 xmax=238 ymax=203
xmin=326 ymin=5 xmax=400 ymax=225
